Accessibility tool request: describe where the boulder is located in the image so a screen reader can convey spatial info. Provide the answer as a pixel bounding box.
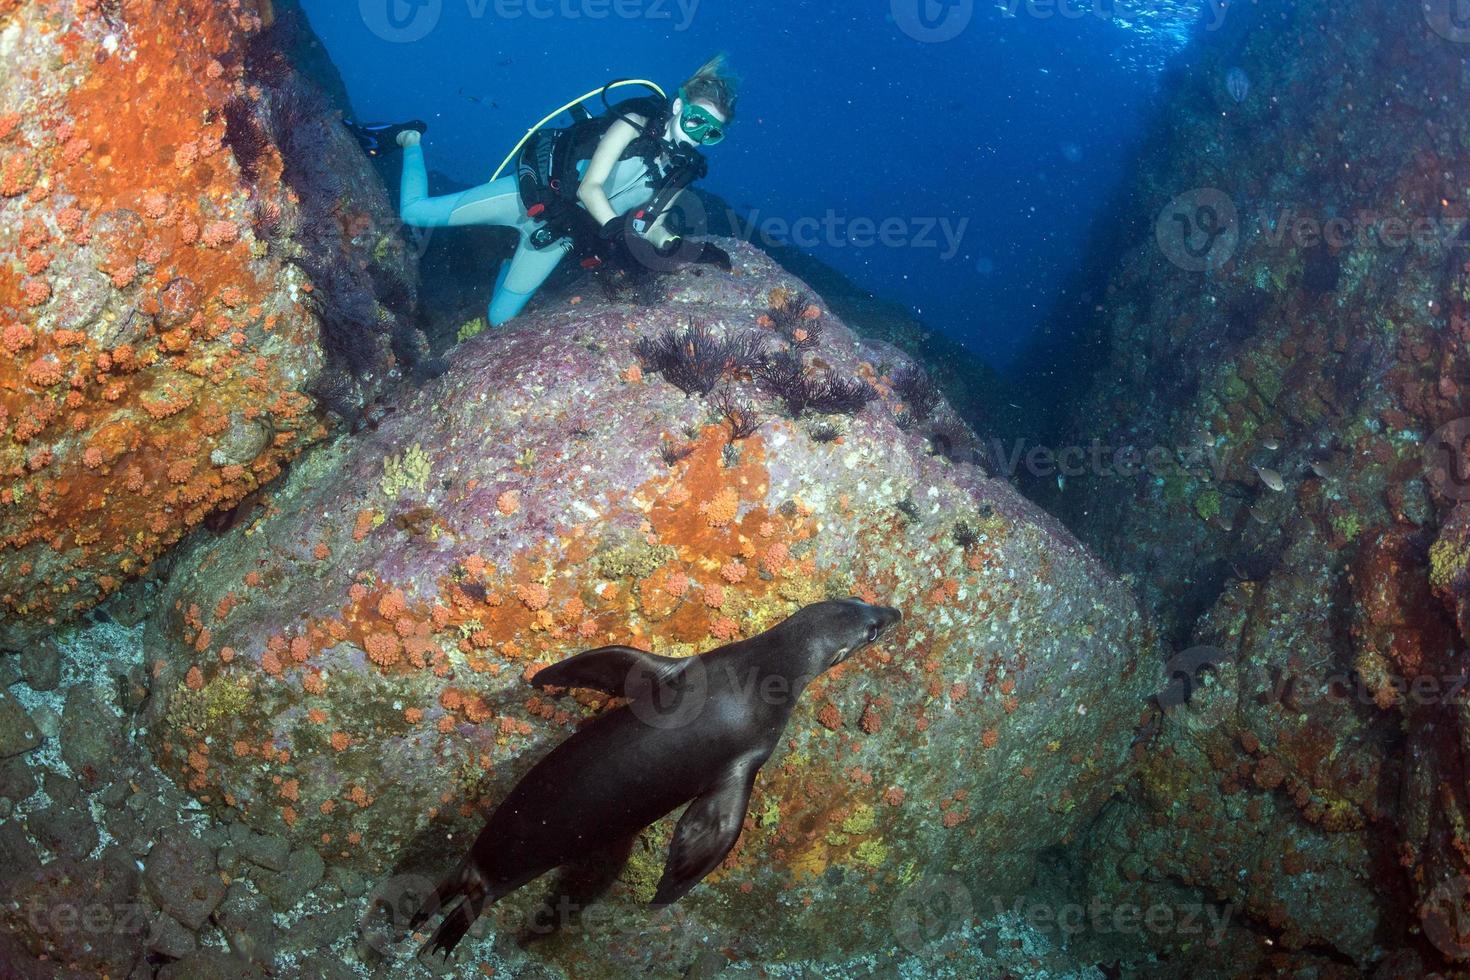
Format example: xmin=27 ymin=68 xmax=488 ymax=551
xmin=0 ymin=0 xmax=419 ymax=646
xmin=146 ymin=241 xmax=1155 ymax=969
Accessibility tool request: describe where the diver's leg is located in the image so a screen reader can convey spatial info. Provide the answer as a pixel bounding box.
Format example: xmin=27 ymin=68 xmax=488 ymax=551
xmin=488 ymin=236 xmax=571 ymax=326
xmin=399 ymin=144 xmax=524 ymax=229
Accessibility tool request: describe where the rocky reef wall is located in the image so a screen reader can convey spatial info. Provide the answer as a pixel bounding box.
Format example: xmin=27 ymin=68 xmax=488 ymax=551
xmin=1020 ymin=0 xmax=1470 ymax=972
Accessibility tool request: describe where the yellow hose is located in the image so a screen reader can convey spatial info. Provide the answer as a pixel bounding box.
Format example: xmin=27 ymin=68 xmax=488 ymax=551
xmin=489 ymin=79 xmax=668 ymax=181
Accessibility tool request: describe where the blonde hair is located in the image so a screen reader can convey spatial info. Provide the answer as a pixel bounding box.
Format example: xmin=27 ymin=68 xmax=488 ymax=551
xmin=681 ymin=54 xmax=739 ymax=121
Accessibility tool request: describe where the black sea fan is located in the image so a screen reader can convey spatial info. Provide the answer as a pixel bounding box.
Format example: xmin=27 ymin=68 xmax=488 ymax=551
xmin=809 ymin=373 xmax=875 ymax=416
xmin=768 ymin=291 xmax=823 ymax=351
xmin=755 ymin=351 xmax=812 ymax=416
xmin=712 ymin=389 xmax=762 ymax=440
xmin=221 ymin=96 xmax=270 ymax=184
xmin=892 ymin=364 xmax=939 ymax=423
xmin=635 ymin=321 xmax=729 ymax=396
xmin=722 ymin=331 xmax=770 ymax=376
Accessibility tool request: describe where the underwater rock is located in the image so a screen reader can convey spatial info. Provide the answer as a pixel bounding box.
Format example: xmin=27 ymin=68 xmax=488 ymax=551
xmin=0 ymin=690 xmax=41 ymax=757
xmin=1 ymin=847 xmax=145 ymax=974
xmin=144 ymin=830 xmax=227 ymax=931
xmin=145 ymin=240 xmax=1155 ymax=969
xmin=1018 ymin=0 xmax=1470 ymax=970
xmin=0 ymin=0 xmax=417 ymax=648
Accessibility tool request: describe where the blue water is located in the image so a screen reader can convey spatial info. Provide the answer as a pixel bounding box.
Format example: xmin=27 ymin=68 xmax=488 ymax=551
xmin=303 ymin=0 xmax=1212 ymax=369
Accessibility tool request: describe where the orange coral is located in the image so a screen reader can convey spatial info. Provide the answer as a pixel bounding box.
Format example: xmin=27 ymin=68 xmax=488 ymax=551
xmin=365 ymin=632 xmax=400 ymax=667
xmin=377 ymin=588 xmax=407 ymax=621
xmin=699 ymin=488 xmax=740 ymax=528
xmin=516 ymin=583 xmax=550 ymax=611
xmin=711 ymin=616 xmax=740 ymax=640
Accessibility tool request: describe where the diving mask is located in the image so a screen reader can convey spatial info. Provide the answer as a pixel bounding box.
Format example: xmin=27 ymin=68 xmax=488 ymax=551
xmin=678 ymin=95 xmax=725 ymax=145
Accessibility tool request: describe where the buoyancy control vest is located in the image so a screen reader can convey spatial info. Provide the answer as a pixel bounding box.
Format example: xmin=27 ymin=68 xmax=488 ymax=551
xmin=517 ymin=95 xmax=707 ymax=250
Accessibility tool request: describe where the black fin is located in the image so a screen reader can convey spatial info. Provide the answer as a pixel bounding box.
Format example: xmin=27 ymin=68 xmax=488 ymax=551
xmin=408 ymin=861 xmax=468 ymax=930
xmin=420 ymin=893 xmax=486 ymax=961
xmin=650 ymin=758 xmax=760 ymax=908
xmin=530 ymin=645 xmax=687 ymax=697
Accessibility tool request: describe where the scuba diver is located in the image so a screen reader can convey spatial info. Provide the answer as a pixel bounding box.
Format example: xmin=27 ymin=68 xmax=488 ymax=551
xmin=346 ymin=56 xmax=736 ymax=327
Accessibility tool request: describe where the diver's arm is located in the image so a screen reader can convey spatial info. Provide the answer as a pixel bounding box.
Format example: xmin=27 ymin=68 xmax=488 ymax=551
xmin=578 ymin=116 xmax=645 ymax=228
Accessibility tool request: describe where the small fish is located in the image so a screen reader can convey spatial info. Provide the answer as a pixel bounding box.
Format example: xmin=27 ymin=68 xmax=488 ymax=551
xmin=1250 ymin=505 xmax=1271 ymax=525
xmin=1057 ymin=475 xmax=1066 ymax=491
xmin=1226 ymin=66 xmax=1250 ymax=104
xmin=1255 ymin=465 xmax=1286 ymax=492
xmin=1262 ymin=438 xmax=1280 ymax=451
xmin=458 ymin=89 xmax=499 ymax=109
xmin=1309 ymin=459 xmax=1335 ymax=479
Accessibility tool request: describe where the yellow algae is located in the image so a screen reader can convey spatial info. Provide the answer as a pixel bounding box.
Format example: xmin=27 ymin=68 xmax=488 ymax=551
xmin=381 ymin=444 xmax=431 ymax=498
xmin=456 ymin=317 xmax=488 ymax=343
xmin=854 ymin=840 xmax=889 ymax=868
xmin=841 ymin=804 xmax=876 ymax=835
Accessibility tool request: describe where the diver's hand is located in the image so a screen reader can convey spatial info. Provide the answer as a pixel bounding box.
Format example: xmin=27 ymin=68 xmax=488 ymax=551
xmin=695 ymin=242 xmax=732 ymax=272
xmin=598 ymin=215 xmax=629 ymax=240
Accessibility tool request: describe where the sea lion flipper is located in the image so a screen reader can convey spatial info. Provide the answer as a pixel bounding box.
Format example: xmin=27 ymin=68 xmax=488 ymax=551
xmin=651 ymin=758 xmax=760 ymax=908
xmin=531 ymin=645 xmax=687 ymax=696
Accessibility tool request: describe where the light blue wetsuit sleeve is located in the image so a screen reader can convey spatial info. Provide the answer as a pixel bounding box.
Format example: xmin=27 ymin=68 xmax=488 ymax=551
xmin=399 ymin=142 xmax=656 ymax=327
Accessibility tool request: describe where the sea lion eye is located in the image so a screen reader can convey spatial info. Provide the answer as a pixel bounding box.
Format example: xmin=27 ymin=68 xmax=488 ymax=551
xmin=866 ymin=624 xmax=880 ymax=643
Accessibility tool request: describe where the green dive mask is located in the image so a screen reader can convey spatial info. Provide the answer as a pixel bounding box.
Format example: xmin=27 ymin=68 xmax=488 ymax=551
xmin=678 ymin=93 xmax=725 ymax=145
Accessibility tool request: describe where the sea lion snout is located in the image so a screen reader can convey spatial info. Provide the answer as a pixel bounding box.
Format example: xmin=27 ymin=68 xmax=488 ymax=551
xmin=868 ymin=602 xmax=903 ymax=635
xmin=822 ymin=598 xmax=902 ymax=666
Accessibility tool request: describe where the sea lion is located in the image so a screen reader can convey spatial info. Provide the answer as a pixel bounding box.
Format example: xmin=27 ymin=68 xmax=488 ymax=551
xmin=408 ymin=597 xmax=902 ymax=959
